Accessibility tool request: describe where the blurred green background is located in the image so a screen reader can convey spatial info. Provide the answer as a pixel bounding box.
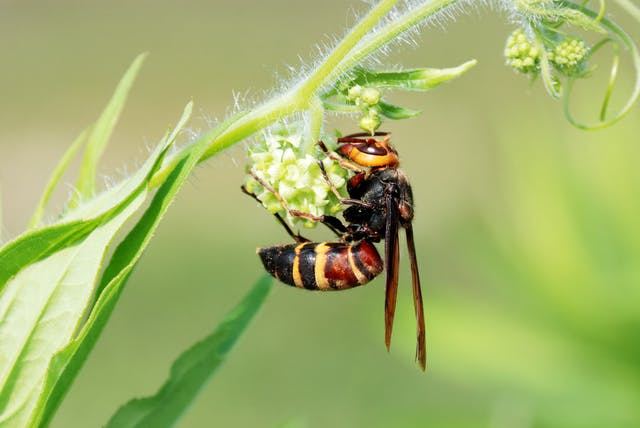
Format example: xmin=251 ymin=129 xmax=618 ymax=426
xmin=2 ymin=1 xmax=640 ymax=427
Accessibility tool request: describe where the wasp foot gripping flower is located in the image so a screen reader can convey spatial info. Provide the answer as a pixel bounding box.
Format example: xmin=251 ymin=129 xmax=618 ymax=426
xmin=504 ymin=29 xmax=540 ymax=75
xmin=548 ymin=38 xmax=588 ymax=76
xmin=244 ymin=130 xmax=349 ymax=228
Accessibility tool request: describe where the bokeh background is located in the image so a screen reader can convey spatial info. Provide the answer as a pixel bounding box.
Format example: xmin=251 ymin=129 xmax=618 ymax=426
xmin=2 ymin=1 xmax=640 ymax=427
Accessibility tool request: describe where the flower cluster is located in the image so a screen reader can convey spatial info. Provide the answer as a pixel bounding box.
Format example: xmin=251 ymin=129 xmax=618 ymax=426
xmin=347 ymin=84 xmax=383 ymax=134
xmin=548 ymin=38 xmax=587 ymax=73
xmin=244 ymin=131 xmax=349 ymax=228
xmin=504 ymin=29 xmax=541 ymax=74
xmin=504 ymin=29 xmax=589 ymax=77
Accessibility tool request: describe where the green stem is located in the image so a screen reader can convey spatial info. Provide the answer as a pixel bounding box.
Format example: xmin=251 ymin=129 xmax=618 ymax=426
xmin=296 ymin=0 xmax=401 ymax=100
xmin=535 ymin=35 xmax=563 ymax=99
xmin=148 ymin=0 xmax=461 ymax=189
xmin=563 ymin=1 xmax=640 ymax=129
xmin=324 ymin=0 xmax=460 ymax=86
xmin=305 ymin=96 xmax=324 ymax=152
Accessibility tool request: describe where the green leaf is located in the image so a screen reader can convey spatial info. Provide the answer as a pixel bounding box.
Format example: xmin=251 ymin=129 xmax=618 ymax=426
xmin=105 ymin=275 xmax=272 ymax=428
xmin=28 ymin=107 xmax=250 ymax=428
xmin=0 ymin=132 xmax=173 ymax=427
xmin=0 ymin=220 xmax=110 ymax=291
xmin=28 ymin=128 xmax=88 ymax=229
xmin=31 ymin=159 xmax=188 ymax=428
xmin=0 ymin=123 xmax=172 ymax=294
xmin=71 ymin=53 xmax=147 ymax=206
xmin=377 ymin=100 xmax=421 ymax=119
xmin=352 ymin=60 xmax=477 ymax=91
xmin=0 ymin=198 xmax=147 ymax=427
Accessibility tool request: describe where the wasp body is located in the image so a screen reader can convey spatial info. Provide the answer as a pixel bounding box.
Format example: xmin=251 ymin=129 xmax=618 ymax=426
xmin=259 ymin=241 xmax=383 ymax=290
xmin=244 ymin=131 xmax=426 ymax=370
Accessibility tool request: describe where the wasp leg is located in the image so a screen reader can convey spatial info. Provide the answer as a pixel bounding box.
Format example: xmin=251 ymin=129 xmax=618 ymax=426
xmin=245 ymin=169 xmax=345 ymax=238
xmin=316 ymin=160 xmax=374 ymax=210
xmin=317 ymin=140 xmax=366 ymax=174
xmin=316 ymin=214 xmax=347 ymax=236
xmin=241 ymin=183 xmax=308 ymax=243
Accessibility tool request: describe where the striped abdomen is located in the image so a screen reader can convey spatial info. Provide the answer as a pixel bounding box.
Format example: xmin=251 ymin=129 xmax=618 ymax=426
xmin=258 ymin=241 xmax=383 ymax=290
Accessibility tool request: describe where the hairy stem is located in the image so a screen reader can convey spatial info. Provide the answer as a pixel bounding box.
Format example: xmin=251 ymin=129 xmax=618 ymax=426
xmin=324 ymin=0 xmax=460 ymax=86
xmin=148 ymin=0 xmax=462 ymax=189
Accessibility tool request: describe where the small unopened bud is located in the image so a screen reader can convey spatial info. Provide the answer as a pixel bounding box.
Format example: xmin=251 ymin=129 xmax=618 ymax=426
xmin=361 ymin=87 xmax=381 ymax=105
xmin=549 ymin=38 xmax=587 ymax=74
xmin=359 ymin=113 xmax=381 ymax=134
xmin=504 ymin=29 xmax=540 ymax=74
xmin=347 ymin=85 xmax=363 ymax=101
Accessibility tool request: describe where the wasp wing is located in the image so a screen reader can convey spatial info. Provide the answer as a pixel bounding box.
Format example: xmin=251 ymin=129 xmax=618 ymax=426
xmin=405 ymin=223 xmax=426 ymax=370
xmin=384 ymin=192 xmax=400 ymax=351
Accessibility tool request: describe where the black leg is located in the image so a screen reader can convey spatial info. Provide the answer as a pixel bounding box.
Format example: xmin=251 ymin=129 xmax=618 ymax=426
xmin=241 ymin=184 xmax=309 ymax=243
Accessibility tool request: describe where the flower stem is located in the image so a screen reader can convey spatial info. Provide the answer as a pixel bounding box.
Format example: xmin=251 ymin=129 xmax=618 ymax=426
xmin=148 ymin=0 xmax=464 ymax=189
xmin=296 ymin=0 xmax=401 ymax=100
xmin=324 ymin=0 xmax=461 ymax=86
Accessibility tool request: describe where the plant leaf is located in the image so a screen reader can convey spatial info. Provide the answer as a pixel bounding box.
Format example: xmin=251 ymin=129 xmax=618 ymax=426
xmin=378 ymin=100 xmax=421 ymax=119
xmin=352 ymin=60 xmax=477 ymax=91
xmin=28 ymin=128 xmax=89 ymax=229
xmin=0 ymin=220 xmax=113 ymax=292
xmin=0 ymin=197 xmax=147 ymax=427
xmin=0 ymin=130 xmax=170 ymax=294
xmin=105 ymin=275 xmax=272 ymax=428
xmin=0 ymin=134 xmax=172 ymax=427
xmin=29 ymin=107 xmax=251 ymax=428
xmin=71 ymin=53 xmax=147 ymax=207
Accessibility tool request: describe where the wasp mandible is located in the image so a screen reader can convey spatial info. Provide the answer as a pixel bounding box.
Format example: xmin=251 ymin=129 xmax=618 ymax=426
xmin=242 ymin=132 xmax=426 ymax=370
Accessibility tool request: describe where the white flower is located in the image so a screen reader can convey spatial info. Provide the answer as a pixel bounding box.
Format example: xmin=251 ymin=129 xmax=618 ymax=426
xmin=245 ymin=131 xmax=349 ymax=228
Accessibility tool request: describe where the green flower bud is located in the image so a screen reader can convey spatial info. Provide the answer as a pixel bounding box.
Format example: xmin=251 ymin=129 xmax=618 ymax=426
xmin=359 ymin=113 xmax=381 ymax=134
xmin=504 ymin=29 xmax=540 ymax=74
xmin=361 ymin=87 xmax=381 ymax=105
xmin=245 ymin=131 xmax=349 ymax=228
xmin=347 ymin=84 xmax=363 ymax=101
xmin=549 ymin=38 xmax=587 ymax=74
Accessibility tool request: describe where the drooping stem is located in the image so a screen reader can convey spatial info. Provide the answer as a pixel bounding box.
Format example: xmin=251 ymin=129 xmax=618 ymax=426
xmin=149 ymin=0 xmax=465 ymax=190
xmin=198 ymin=0 xmax=403 ymax=164
xmin=563 ymin=1 xmax=640 ymax=129
xmin=323 ymin=0 xmax=460 ymax=86
xmin=296 ymin=0 xmax=401 ymax=100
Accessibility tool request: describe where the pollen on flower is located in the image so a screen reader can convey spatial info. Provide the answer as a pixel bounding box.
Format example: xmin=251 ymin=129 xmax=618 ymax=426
xmin=504 ymin=29 xmax=540 ymax=74
xmin=244 ymin=131 xmax=349 ymax=228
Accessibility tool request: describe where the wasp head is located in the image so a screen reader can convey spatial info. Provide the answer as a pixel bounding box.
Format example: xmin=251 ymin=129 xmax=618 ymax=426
xmin=337 ymin=132 xmax=399 ymax=169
